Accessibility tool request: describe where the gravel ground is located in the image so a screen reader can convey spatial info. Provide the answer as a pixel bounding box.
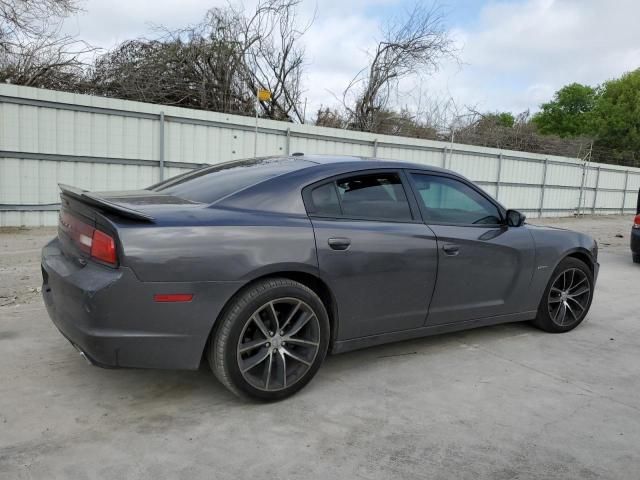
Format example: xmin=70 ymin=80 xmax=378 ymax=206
xmin=0 ymin=227 xmax=56 ymax=307
xmin=528 ymin=215 xmax=633 ymax=256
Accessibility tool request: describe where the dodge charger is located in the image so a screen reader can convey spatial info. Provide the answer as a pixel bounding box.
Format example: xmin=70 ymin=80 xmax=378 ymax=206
xmin=42 ymin=155 xmax=599 ymax=400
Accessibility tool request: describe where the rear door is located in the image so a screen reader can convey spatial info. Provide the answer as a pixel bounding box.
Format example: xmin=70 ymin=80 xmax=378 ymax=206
xmin=304 ymin=170 xmax=438 ymax=340
xmin=407 ymin=172 xmax=536 ymax=325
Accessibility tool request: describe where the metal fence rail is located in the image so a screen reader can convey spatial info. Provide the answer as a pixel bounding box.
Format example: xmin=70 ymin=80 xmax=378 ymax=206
xmin=1 ymin=84 xmax=639 ymax=227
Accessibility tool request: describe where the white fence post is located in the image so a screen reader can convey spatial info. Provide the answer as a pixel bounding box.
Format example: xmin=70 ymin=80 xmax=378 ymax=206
xmin=286 ymin=128 xmax=291 ymax=155
xmin=159 ymin=111 xmax=165 ymax=182
xmin=539 ymin=158 xmax=548 ymax=217
xmin=621 ymin=170 xmax=630 ymax=215
xmin=592 ymin=166 xmax=600 ymax=215
xmin=495 ymin=153 xmax=503 ymax=201
xmin=577 ymin=161 xmax=587 ymax=216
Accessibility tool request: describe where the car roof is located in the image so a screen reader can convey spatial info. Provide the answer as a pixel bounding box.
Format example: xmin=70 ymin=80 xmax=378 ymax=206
xmin=214 ymin=154 xmax=466 ymax=215
xmin=295 ymin=154 xmax=453 ymax=174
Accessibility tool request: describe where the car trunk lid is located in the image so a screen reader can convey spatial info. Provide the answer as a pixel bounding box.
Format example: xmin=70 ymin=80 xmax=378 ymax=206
xmin=57 ymin=184 xmax=200 ymax=266
xmin=59 ymin=184 xmax=200 ymax=222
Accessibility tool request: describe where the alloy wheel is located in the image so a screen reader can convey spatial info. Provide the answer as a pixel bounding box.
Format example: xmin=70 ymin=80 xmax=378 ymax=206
xmin=236 ymin=297 xmax=321 ymax=392
xmin=547 ymin=268 xmax=591 ymax=327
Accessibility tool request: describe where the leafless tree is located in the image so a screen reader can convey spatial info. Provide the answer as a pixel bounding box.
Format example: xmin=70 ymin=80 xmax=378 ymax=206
xmin=0 ymin=0 xmax=93 ymax=89
xmin=89 ymin=0 xmax=308 ymax=121
xmin=0 ymin=28 xmax=93 ymax=88
xmin=89 ymin=10 xmax=254 ymax=113
xmin=0 ymin=0 xmax=78 ymax=42
xmin=242 ymin=0 xmax=310 ymax=122
xmin=342 ymin=2 xmax=455 ymax=132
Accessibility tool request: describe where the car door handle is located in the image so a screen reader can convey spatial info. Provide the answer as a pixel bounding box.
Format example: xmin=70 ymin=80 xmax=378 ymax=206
xmin=442 ymin=243 xmax=460 ymax=255
xmin=328 ymin=237 xmax=351 ymax=250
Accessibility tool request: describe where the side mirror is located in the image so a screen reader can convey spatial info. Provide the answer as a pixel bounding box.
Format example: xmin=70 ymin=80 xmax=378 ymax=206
xmin=506 ymin=209 xmax=526 ymax=227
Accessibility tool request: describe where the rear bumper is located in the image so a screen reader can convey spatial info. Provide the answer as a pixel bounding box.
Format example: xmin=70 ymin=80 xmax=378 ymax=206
xmin=41 ymin=238 xmax=241 ymax=369
xmin=631 ymin=228 xmax=640 ymax=255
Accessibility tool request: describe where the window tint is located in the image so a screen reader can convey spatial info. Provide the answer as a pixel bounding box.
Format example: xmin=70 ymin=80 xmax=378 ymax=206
xmin=411 ymin=173 xmax=501 ymax=225
xmin=310 ymin=183 xmax=341 ymax=216
xmin=337 ymin=173 xmax=412 ymax=221
xmin=151 ymin=157 xmax=314 ymax=204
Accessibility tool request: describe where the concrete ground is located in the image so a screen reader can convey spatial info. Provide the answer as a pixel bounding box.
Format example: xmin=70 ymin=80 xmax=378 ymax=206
xmin=0 ymin=216 xmax=638 ymax=479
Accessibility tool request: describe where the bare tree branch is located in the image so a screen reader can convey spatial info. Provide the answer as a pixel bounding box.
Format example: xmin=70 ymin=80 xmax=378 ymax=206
xmin=1 ymin=0 xmax=78 ymax=42
xmin=342 ymin=1 xmax=456 ymax=132
xmin=0 ymin=0 xmax=93 ymax=89
xmin=88 ymin=0 xmax=309 ymax=121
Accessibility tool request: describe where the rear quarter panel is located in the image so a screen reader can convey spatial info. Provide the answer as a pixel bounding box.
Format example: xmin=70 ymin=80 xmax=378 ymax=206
xmin=91 ymin=207 xmax=318 ymax=368
xmin=115 ymin=208 xmax=318 ymax=283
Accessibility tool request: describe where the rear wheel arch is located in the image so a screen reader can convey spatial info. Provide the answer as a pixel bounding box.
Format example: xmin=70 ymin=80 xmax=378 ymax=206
xmin=266 ymin=272 xmax=338 ymax=341
xmin=208 ymin=277 xmax=330 ymax=399
xmin=202 ymin=270 xmax=339 ymax=363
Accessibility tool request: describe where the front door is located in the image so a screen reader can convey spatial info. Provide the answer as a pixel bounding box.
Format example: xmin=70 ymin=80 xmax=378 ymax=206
xmin=408 ymin=172 xmax=536 ymax=326
xmin=304 ymin=171 xmax=439 ymax=340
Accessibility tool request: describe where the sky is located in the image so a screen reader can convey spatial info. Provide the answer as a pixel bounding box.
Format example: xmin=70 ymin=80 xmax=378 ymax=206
xmin=62 ymin=0 xmax=640 ymax=121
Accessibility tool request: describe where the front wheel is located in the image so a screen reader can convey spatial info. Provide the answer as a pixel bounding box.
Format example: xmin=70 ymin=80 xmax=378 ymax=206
xmin=533 ymin=257 xmax=594 ymax=333
xmin=208 ymin=278 xmax=330 ymax=401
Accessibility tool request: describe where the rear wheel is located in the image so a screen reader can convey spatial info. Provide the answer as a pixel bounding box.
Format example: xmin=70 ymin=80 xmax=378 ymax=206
xmin=209 ymin=278 xmax=330 ymax=401
xmin=533 ymin=257 xmax=594 ymax=333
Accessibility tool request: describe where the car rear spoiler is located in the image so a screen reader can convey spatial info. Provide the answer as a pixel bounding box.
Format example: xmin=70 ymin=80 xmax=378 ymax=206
xmin=59 ymin=184 xmax=155 ymax=222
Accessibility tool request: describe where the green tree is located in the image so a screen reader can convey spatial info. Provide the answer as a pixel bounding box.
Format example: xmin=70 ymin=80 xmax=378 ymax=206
xmin=532 ymin=83 xmax=597 ymax=137
xmin=591 ymin=69 xmax=640 ymax=153
xmin=478 ymin=111 xmax=515 ymax=128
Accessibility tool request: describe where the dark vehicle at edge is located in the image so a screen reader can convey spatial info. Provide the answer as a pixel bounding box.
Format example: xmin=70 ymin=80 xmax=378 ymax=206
xmin=42 ymin=155 xmax=599 ymax=400
xmin=632 ymin=188 xmax=640 ymax=263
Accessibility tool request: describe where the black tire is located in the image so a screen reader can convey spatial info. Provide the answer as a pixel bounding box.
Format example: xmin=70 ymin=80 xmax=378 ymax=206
xmin=633 ymin=254 xmax=640 ymax=264
xmin=533 ymin=257 xmax=594 ymax=333
xmin=208 ymin=278 xmax=330 ymax=401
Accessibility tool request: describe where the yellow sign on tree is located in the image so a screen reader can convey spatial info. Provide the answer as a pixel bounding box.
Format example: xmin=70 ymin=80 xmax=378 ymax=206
xmin=257 ymin=89 xmax=271 ymax=101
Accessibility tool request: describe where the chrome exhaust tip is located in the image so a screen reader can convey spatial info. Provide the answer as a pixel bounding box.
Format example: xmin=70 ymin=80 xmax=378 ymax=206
xmin=72 ymin=344 xmax=93 ymax=365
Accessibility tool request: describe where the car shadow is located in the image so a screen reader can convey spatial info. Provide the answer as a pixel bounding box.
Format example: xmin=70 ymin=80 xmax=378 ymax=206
xmin=56 ymin=320 xmax=539 ymax=408
xmin=321 ymin=321 xmax=539 ymax=376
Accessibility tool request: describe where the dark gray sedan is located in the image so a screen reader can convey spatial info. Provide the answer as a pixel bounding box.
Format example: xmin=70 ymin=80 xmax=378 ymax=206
xmin=42 ymin=155 xmax=599 ymax=400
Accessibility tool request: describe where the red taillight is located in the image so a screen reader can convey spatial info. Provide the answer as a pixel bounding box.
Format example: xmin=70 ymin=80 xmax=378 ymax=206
xmin=90 ymin=229 xmax=117 ymax=265
xmin=60 ymin=211 xmax=93 ymax=254
xmin=634 ymin=214 xmax=640 ymax=229
xmin=153 ymin=294 xmax=194 ymax=303
xmin=59 ymin=211 xmax=118 ymax=266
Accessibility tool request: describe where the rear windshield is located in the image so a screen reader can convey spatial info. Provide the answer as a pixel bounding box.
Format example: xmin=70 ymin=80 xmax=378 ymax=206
xmin=150 ymin=157 xmax=314 ymax=204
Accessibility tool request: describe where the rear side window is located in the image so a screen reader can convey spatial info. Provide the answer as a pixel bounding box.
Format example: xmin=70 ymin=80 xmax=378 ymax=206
xmin=310 ymin=183 xmax=341 ymax=216
xmin=151 ymin=157 xmax=314 ymax=204
xmin=411 ymin=173 xmax=502 ymax=225
xmin=307 ymin=172 xmax=413 ymax=221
